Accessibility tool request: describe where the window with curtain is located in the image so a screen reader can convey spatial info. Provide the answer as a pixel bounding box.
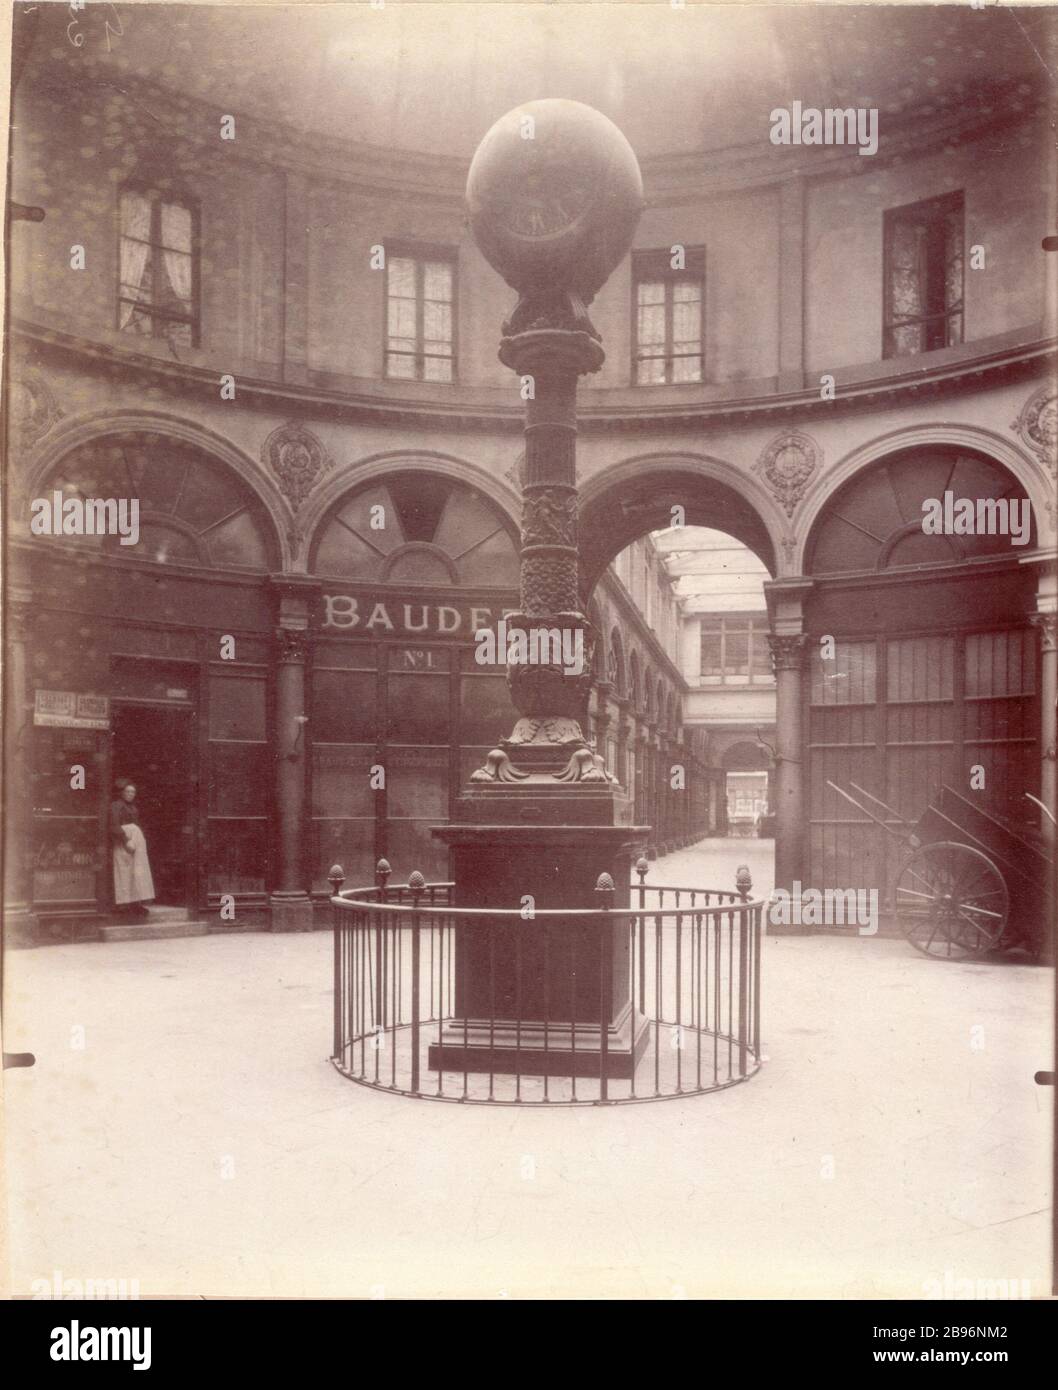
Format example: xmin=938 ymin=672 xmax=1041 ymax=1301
xmin=633 ymin=247 xmax=705 ymax=384
xmin=883 ymin=191 xmax=963 ymax=359
xmin=385 ymin=248 xmax=455 ymax=381
xmin=699 ymin=614 xmax=772 ymax=684
xmin=118 ymin=187 xmax=198 ymax=347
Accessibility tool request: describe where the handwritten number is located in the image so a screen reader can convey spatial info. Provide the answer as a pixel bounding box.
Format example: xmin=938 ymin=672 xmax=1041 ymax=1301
xmin=104 ymin=4 xmax=123 ymax=52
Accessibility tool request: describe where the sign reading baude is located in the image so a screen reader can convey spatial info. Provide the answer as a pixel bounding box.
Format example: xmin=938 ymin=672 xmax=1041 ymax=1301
xmin=320 ymin=591 xmax=517 ymax=638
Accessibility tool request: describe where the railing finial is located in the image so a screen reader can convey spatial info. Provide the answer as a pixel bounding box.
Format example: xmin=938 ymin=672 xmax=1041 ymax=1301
xmin=634 ymin=856 xmax=649 ymax=884
xmin=407 ymin=869 xmax=426 ymax=903
xmin=736 ymin=864 xmax=752 ymax=902
xmin=595 ymin=871 xmax=616 ymax=909
xmin=327 ymin=863 xmax=345 ymax=895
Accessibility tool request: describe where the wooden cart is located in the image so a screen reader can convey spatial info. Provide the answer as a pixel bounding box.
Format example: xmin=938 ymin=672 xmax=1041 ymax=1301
xmin=826 ymin=780 xmax=1055 ymax=961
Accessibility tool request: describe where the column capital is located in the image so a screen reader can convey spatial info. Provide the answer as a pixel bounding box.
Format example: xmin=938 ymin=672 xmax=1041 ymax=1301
xmin=1031 ymin=611 xmax=1058 ymax=653
xmin=768 ymin=632 xmax=809 ymax=672
xmin=274 ymin=625 xmax=310 ymax=664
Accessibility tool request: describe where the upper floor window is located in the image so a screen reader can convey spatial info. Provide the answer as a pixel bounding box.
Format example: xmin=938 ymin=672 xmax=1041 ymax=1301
xmin=700 ymin=613 xmax=772 ymax=684
xmin=118 ymin=186 xmax=198 ymax=347
xmin=883 ymin=191 xmax=963 ymax=359
xmin=633 ymin=247 xmax=704 ymax=385
xmin=385 ymin=248 xmax=456 ymax=382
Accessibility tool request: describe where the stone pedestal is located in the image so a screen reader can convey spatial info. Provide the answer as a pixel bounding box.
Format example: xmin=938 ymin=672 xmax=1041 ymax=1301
xmin=430 ymin=822 xmax=649 ymax=1077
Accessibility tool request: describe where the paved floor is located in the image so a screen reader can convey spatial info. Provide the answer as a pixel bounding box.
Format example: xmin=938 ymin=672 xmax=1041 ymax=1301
xmin=3 ymin=839 xmax=1051 ymax=1300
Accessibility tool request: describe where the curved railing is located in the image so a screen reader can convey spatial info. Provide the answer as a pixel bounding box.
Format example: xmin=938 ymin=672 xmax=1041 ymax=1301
xmin=328 ymin=860 xmax=763 ymax=1106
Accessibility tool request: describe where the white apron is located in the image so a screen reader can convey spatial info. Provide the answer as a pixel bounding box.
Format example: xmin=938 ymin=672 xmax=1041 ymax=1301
xmin=113 ymin=822 xmax=155 ymax=905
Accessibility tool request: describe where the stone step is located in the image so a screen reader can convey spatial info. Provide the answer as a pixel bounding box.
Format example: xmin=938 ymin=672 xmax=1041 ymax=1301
xmin=100 ymin=919 xmax=210 ymax=943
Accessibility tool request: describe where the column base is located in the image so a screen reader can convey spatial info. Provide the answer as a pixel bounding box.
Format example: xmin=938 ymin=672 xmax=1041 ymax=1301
xmin=428 ymin=1001 xmax=650 ymax=1080
xmin=268 ymin=893 xmax=315 ymax=933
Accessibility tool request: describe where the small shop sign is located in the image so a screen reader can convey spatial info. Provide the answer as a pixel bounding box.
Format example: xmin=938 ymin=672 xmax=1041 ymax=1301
xmin=33 ymin=690 xmax=111 ymax=730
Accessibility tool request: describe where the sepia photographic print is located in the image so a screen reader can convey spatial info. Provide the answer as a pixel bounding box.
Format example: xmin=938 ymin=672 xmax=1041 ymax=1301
xmin=1 ymin=0 xmax=1056 ymax=1334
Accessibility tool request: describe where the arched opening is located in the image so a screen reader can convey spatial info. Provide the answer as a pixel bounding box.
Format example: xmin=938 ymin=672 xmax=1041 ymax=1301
xmin=802 ymin=444 xmax=1041 ymax=912
xmin=609 ymin=627 xmax=627 ymax=697
xmin=583 ymin=467 xmax=779 ymax=883
xmin=579 ymin=463 xmax=777 ymax=602
xmin=36 ymin=430 xmax=280 ymax=571
xmin=306 ymin=470 xmax=521 ymax=890
xmin=20 ymin=431 xmax=283 ymax=922
xmin=721 ymin=738 xmax=774 ymax=838
xmin=309 ymin=469 xmax=519 ymax=586
xmin=629 ymin=650 xmax=642 ymax=712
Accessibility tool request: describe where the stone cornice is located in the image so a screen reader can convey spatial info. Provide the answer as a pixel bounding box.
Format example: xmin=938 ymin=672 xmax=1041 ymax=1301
xmin=14 ymin=320 xmax=1055 ymax=438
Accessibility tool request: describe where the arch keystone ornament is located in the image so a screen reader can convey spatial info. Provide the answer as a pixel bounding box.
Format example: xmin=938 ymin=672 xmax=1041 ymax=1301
xmin=1012 ymin=385 xmax=1057 ymax=478
xmin=263 ymin=421 xmax=333 ymax=512
xmin=754 ymin=431 xmax=821 ymax=518
xmin=431 ymin=101 xmax=651 ymax=1082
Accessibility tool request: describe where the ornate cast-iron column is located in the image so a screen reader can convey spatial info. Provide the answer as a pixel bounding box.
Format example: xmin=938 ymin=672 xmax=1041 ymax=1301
xmin=470 ymin=323 xmax=607 ymax=786
xmin=430 ymin=100 xmax=650 ymax=1080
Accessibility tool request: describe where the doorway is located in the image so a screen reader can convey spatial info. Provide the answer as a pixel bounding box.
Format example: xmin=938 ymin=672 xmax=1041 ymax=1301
xmin=110 ymin=704 xmax=196 ymax=908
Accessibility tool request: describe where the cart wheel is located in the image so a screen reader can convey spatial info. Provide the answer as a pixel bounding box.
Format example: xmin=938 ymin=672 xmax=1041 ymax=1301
xmin=894 ymin=841 xmax=1009 ymax=960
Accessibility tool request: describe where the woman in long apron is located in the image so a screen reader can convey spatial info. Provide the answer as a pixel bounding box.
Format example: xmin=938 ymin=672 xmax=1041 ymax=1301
xmin=110 ymin=780 xmax=155 ymax=920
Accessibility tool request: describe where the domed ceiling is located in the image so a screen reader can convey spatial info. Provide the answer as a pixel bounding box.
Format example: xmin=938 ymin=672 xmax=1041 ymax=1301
xmin=18 ymin=1 xmax=1056 ymax=161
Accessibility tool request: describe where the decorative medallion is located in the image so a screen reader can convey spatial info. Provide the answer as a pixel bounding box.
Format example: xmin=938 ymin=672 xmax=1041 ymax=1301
xmin=1012 ymin=386 xmax=1057 ymax=476
xmin=262 ymin=421 xmax=333 ymax=512
xmin=9 ymin=371 xmax=63 ymax=453
xmin=754 ymin=431 xmax=821 ymax=517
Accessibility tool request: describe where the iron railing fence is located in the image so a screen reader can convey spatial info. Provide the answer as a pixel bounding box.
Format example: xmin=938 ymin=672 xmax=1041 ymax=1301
xmin=328 ymin=859 xmax=763 ymax=1105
